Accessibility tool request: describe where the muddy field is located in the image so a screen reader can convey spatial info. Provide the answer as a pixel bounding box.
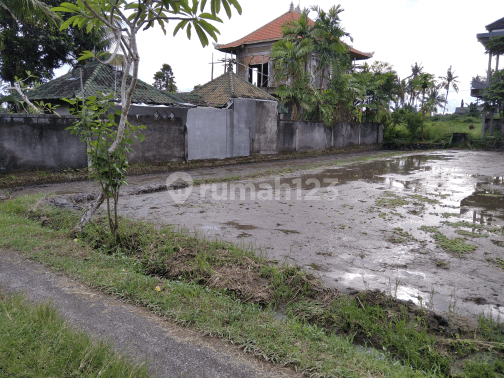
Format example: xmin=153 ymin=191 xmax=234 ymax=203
xmin=11 ymin=150 xmax=504 ymax=319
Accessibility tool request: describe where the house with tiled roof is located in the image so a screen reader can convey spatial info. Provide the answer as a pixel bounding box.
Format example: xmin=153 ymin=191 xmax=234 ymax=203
xmin=26 ymin=60 xmax=175 ymax=114
xmin=474 ymin=16 xmax=504 ymax=136
xmin=215 ymin=4 xmax=372 ymax=94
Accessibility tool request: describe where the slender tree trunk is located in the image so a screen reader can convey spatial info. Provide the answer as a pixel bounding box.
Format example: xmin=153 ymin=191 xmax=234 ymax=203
xmin=72 ymin=192 xmax=105 ymax=235
xmin=442 ymin=87 xmax=449 ymax=115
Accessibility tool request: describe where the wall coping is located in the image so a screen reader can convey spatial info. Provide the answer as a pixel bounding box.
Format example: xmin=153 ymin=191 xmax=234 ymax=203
xmin=0 ymin=113 xmax=79 ymax=119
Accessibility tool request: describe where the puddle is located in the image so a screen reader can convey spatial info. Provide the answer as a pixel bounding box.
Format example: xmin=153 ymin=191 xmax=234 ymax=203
xmin=224 ymin=221 xmax=258 ymax=230
xmin=200 ymin=226 xmax=220 ymax=231
xmin=491 ymin=239 xmax=504 ymax=247
xmin=275 ymin=229 xmax=300 ymax=235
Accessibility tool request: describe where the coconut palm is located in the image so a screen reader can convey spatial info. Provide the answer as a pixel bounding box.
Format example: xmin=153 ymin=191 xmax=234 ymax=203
xmin=439 ymin=65 xmax=459 ymax=115
xmin=272 ymin=38 xmax=314 ymax=119
xmin=0 ymin=0 xmax=59 ymax=25
xmin=425 ymin=86 xmax=447 ymax=114
xmin=310 ymin=5 xmax=351 ymax=92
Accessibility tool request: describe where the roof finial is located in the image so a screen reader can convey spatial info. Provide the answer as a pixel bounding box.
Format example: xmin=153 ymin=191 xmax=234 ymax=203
xmin=295 ymin=1 xmax=301 ymax=13
xmin=289 ymin=1 xmax=294 ymax=11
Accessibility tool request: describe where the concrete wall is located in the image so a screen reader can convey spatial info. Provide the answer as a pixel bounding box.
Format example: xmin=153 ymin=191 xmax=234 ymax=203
xmin=186 ymin=107 xmax=230 ymax=160
xmin=278 ymin=121 xmax=382 ymax=152
xmin=0 ymin=107 xmax=382 ymax=173
xmin=126 ymin=106 xmax=187 ymax=164
xmin=186 ymin=99 xmax=278 ymax=160
xmin=0 ymin=114 xmax=86 ymax=172
xmin=250 ymin=100 xmax=278 ymax=155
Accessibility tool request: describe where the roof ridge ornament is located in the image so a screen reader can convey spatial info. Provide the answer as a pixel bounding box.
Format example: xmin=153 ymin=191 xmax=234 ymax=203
xmin=289 ymin=2 xmax=294 ymax=11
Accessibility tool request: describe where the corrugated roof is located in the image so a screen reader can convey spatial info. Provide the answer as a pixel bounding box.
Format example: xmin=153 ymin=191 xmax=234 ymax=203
xmin=27 ymin=60 xmax=175 ymax=105
xmin=215 ymin=10 xmax=372 ymax=60
xmin=486 ymin=17 xmax=504 ymax=31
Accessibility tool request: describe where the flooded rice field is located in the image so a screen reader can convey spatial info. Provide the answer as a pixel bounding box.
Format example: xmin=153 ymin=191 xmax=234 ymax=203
xmin=16 ymin=149 xmax=504 ymax=319
xmin=117 ymin=150 xmax=504 ymax=319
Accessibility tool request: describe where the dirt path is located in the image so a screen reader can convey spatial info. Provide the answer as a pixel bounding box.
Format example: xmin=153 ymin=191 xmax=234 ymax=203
xmin=5 ymin=149 xmax=393 ymax=198
xmin=0 ymin=249 xmax=299 ymax=378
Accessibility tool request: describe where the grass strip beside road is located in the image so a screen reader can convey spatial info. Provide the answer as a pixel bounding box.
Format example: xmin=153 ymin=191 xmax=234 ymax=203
xmin=0 ymin=292 xmax=151 ymax=377
xmin=0 ymin=195 xmax=503 ymax=377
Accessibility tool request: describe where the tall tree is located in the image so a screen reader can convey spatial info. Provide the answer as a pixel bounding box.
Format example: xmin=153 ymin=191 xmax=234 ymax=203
xmin=425 ymin=86 xmax=446 ymax=114
xmin=481 ymin=69 xmax=504 ymax=136
xmin=55 ymin=0 xmax=242 ymax=232
xmin=406 ymin=62 xmax=423 ymax=107
xmin=153 ymin=64 xmax=177 ymax=92
xmin=439 ymin=65 xmax=459 ymax=115
xmin=0 ymin=0 xmax=59 ymax=25
xmin=271 ymin=37 xmax=314 ymax=119
xmin=310 ymin=5 xmax=350 ymax=92
xmin=0 ymin=0 xmax=109 ymax=86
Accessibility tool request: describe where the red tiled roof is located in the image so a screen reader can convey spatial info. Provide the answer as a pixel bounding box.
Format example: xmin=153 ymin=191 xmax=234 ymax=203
xmin=216 ymin=10 xmax=310 ymax=51
xmin=216 ymin=10 xmax=372 ymax=60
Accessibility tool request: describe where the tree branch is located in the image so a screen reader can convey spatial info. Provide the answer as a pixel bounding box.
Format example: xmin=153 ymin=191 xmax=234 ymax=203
xmin=7 ymin=83 xmax=41 ymax=114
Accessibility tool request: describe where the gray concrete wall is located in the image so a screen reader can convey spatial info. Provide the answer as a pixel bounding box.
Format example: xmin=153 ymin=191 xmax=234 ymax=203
xmin=186 ymin=107 xmax=230 ymax=160
xmin=0 ymin=114 xmax=86 ymax=172
xmin=126 ymin=105 xmax=187 ymax=164
xmin=251 ymin=100 xmax=278 ymax=154
xmin=232 ymin=99 xmax=253 ymax=157
xmin=278 ymin=121 xmax=382 ymax=152
xmin=297 ymin=121 xmax=333 ymax=151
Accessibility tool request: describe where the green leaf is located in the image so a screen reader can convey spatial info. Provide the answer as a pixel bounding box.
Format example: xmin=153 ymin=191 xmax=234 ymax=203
xmin=193 ymin=23 xmax=209 ymax=47
xmin=59 ymin=15 xmax=78 ymax=30
xmin=173 ymin=20 xmax=189 ymax=36
xmin=198 ymin=19 xmax=219 ymax=41
xmin=191 ymin=0 xmax=199 ymax=14
xmin=221 ymin=0 xmax=231 ymax=18
xmin=77 ymin=51 xmax=96 ymax=61
xmin=227 ymin=0 xmax=242 ymax=14
xmin=199 ymin=13 xmax=222 ymax=22
xmin=186 ymin=23 xmax=192 ymax=39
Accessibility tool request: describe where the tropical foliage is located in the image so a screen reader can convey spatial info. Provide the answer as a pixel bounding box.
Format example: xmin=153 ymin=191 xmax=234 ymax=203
xmin=271 ymin=6 xmax=449 ymax=135
xmin=0 ymin=0 xmax=109 ymax=86
xmin=53 ymin=0 xmax=242 ymax=232
xmin=438 ymin=66 xmax=459 ymax=115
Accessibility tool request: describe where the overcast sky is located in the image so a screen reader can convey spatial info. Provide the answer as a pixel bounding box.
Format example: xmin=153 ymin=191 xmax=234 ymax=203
xmin=59 ymin=0 xmax=503 ymax=113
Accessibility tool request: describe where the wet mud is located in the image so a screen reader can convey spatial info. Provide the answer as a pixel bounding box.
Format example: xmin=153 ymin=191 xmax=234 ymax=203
xmin=11 ymin=150 xmax=504 ymax=320
xmin=116 ymin=150 xmax=504 ymax=319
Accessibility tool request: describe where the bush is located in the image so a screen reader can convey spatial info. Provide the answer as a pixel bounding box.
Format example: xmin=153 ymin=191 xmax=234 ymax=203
xmin=403 ymin=112 xmax=424 ymax=141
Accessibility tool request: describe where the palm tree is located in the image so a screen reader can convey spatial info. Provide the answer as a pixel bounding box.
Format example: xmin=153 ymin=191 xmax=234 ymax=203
xmin=406 ymin=62 xmax=424 ymax=108
xmin=425 ymin=87 xmax=447 ymax=114
xmin=272 ymin=38 xmax=314 ymax=119
xmin=0 ymin=0 xmax=59 ymax=25
xmin=439 ymin=66 xmax=459 ymax=115
xmin=310 ymin=5 xmax=351 ymax=92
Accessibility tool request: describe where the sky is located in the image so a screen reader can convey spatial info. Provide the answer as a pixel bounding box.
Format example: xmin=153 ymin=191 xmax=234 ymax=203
xmin=59 ymin=0 xmax=503 ymax=113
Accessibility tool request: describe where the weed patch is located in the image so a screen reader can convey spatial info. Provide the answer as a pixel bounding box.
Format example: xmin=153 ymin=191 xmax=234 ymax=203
xmin=0 ymin=292 xmax=150 ymax=377
xmin=419 ymin=226 xmax=477 ymax=256
xmin=1 ymin=195 xmax=503 ymax=377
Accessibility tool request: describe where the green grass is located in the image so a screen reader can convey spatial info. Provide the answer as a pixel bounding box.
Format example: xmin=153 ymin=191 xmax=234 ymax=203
xmin=385 ymin=113 xmax=499 ymax=145
xmin=0 ymin=292 xmax=151 ymax=377
xmin=419 ymin=226 xmax=477 ymax=256
xmin=0 ymin=194 xmax=503 ymax=377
